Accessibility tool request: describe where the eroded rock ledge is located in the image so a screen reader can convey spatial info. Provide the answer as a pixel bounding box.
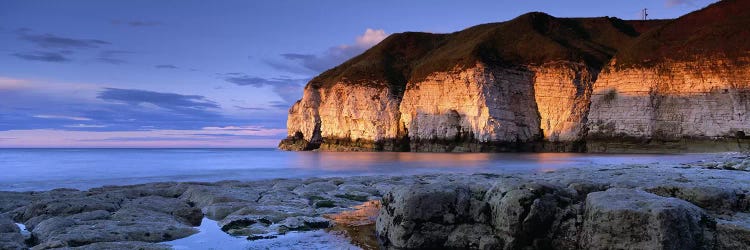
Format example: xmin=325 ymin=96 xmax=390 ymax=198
xmin=1 ymin=155 xmax=749 ymax=249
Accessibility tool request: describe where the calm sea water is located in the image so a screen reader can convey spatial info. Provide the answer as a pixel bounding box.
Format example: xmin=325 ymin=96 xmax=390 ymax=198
xmin=0 ymin=148 xmax=714 ymax=191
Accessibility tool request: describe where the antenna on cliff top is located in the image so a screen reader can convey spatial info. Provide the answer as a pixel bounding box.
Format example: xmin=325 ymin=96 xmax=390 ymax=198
xmin=643 ymin=8 xmax=648 ymax=20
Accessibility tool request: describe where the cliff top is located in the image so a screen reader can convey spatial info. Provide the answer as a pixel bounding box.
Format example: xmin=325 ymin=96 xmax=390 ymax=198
xmin=615 ymin=0 xmax=750 ymax=68
xmin=309 ymin=12 xmax=665 ymax=95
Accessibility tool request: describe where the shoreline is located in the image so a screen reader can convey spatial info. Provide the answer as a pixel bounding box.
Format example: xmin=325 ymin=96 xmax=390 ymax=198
xmin=1 ymin=154 xmax=749 ymax=249
xmin=0 ymin=150 xmax=727 ymax=193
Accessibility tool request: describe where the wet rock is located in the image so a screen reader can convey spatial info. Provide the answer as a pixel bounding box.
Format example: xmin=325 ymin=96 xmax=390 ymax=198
xmin=0 ymin=215 xmax=25 ymax=250
xmin=65 ymin=241 xmax=171 ymax=250
xmin=180 ymin=185 xmax=255 ymax=208
xmin=275 ymin=216 xmax=330 ymax=233
xmin=20 ymin=194 xmax=122 ymax=230
xmin=485 ymin=181 xmax=574 ymax=249
xmin=202 ymin=202 xmax=246 ymax=220
xmin=2 ymin=160 xmax=749 ymax=249
xmin=218 ymin=211 xmax=278 ymax=236
xmin=375 ymin=172 xmax=745 ymax=250
xmin=716 ymin=213 xmax=750 ymax=250
xmin=292 ymin=181 xmax=338 ymax=197
xmin=444 ymin=224 xmax=496 ymax=249
xmin=377 ymin=179 xmax=547 ymax=249
xmin=376 ymin=182 xmax=474 ymax=249
xmin=88 ymin=182 xmax=187 ymax=200
xmin=0 ymin=192 xmax=34 ymax=214
xmin=646 ymin=185 xmax=745 ymax=214
xmin=122 ymin=196 xmax=203 ymax=226
xmin=29 ymin=207 xmax=197 ymax=249
xmin=581 ymin=188 xmax=716 ymax=249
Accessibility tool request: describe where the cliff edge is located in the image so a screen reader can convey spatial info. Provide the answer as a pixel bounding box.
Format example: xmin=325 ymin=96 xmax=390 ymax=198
xmin=280 ymin=0 xmax=750 ymax=152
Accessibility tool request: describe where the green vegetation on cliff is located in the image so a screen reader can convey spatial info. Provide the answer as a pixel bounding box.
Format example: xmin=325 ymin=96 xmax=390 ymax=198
xmin=615 ymin=0 xmax=750 ymax=68
xmin=309 ymin=12 xmax=667 ymax=96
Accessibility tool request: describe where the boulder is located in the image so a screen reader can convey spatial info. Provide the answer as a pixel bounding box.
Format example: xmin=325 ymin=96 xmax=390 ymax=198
xmin=376 ymin=179 xmax=575 ymax=249
xmin=30 ymin=208 xmax=197 ymax=249
xmin=716 ymin=213 xmax=750 ymax=250
xmin=122 ymin=196 xmax=203 ymax=226
xmin=66 ymin=241 xmax=171 ymax=250
xmin=0 ymin=215 xmax=25 ymax=250
xmin=581 ymin=188 xmax=716 ymax=249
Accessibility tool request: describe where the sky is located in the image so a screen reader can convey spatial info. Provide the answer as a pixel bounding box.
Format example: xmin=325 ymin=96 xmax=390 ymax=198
xmin=0 ymin=0 xmax=716 ymax=147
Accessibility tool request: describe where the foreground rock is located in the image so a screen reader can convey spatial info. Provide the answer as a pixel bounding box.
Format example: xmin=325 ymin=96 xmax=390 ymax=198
xmin=376 ymin=161 xmax=750 ymax=249
xmin=0 ymin=176 xmax=414 ymax=249
xmin=0 ymin=157 xmax=749 ymax=249
xmin=582 ymin=188 xmax=714 ymax=249
xmin=0 ymin=215 xmax=25 ymax=250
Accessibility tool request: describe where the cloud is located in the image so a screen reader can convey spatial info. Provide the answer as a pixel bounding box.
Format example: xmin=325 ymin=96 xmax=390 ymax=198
xmin=155 ymin=64 xmax=178 ymax=69
xmin=220 ymin=74 xmax=307 ymax=103
xmin=266 ymin=28 xmax=388 ymax=74
xmin=665 ymin=0 xmax=697 ymax=7
xmin=0 ymin=77 xmax=290 ymax=146
xmin=97 ymin=88 xmax=219 ymax=114
xmin=356 ymin=28 xmax=388 ymax=47
xmin=111 ymin=20 xmax=161 ymax=27
xmin=222 ymin=75 xmax=278 ymax=87
xmin=64 ymin=124 xmax=108 ymax=128
xmin=202 ymin=126 xmax=263 ymax=132
xmin=11 ymin=51 xmax=71 ymax=62
xmin=33 ymin=114 xmax=91 ymax=121
xmin=0 ymin=77 xmax=30 ymax=90
xmin=268 ymin=101 xmax=291 ymax=109
xmin=97 ymin=50 xmax=132 ymax=64
xmin=0 ymin=127 xmax=286 ymax=147
xmin=16 ymin=30 xmax=110 ymax=49
xmin=234 ymin=105 xmax=264 ymax=111
xmin=281 ymin=53 xmax=316 ymax=61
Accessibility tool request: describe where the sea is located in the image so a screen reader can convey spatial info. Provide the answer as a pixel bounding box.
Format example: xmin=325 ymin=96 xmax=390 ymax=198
xmin=0 ymin=148 xmax=715 ymax=192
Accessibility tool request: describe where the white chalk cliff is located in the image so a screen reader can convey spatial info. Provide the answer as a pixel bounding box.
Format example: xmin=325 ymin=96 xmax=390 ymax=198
xmin=280 ymin=0 xmax=750 ymax=152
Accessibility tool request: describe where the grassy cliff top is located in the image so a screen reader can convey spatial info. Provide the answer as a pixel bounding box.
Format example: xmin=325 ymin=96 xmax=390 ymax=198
xmin=614 ymin=0 xmax=750 ymax=68
xmin=308 ymin=12 xmax=667 ymax=96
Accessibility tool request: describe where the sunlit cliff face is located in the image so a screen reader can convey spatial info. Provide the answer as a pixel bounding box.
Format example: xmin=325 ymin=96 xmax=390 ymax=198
xmin=588 ymin=58 xmax=750 ymax=140
xmin=281 ymin=0 xmax=750 ymax=152
xmin=284 ymin=61 xmax=601 ymax=151
xmin=284 ymin=56 xmax=750 ymax=152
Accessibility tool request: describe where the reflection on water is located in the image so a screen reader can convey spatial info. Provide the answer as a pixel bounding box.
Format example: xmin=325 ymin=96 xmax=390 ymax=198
xmin=0 ymin=148 xmax=715 ymax=191
xmin=167 ymin=217 xmax=361 ymax=250
xmin=324 ymin=200 xmax=381 ymax=250
xmin=168 ymin=201 xmax=383 ymax=250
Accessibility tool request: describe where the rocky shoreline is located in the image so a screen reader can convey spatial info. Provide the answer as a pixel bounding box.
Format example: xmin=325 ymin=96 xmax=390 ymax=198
xmin=1 ymin=154 xmax=749 ymax=249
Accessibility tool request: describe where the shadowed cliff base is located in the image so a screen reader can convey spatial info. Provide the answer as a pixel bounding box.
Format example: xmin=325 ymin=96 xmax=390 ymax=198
xmin=279 ymin=135 xmax=749 ymax=153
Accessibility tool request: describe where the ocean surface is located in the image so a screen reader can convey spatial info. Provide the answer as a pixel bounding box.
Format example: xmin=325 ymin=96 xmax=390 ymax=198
xmin=0 ymin=148 xmax=715 ymax=191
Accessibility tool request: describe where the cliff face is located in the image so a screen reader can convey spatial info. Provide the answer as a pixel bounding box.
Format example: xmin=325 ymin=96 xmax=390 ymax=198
xmin=586 ymin=60 xmax=750 ymax=151
xmin=399 ymin=65 xmax=538 ymax=152
xmin=399 ymin=62 xmax=596 ymax=152
xmin=589 ymin=60 xmax=750 ymax=139
xmin=280 ymin=0 xmax=750 ymax=152
xmin=280 ymin=83 xmax=403 ymax=151
xmin=584 ymin=0 xmax=750 ymax=151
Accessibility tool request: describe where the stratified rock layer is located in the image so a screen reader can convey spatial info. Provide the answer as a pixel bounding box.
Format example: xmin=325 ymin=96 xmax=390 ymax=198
xmin=587 ymin=60 xmax=750 ymax=151
xmin=280 ymin=0 xmax=750 ymax=152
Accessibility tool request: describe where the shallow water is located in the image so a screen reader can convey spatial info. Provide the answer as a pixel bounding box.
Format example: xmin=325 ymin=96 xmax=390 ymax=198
xmin=0 ymin=148 xmax=716 ymax=191
xmin=166 ymin=218 xmax=361 ymax=250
